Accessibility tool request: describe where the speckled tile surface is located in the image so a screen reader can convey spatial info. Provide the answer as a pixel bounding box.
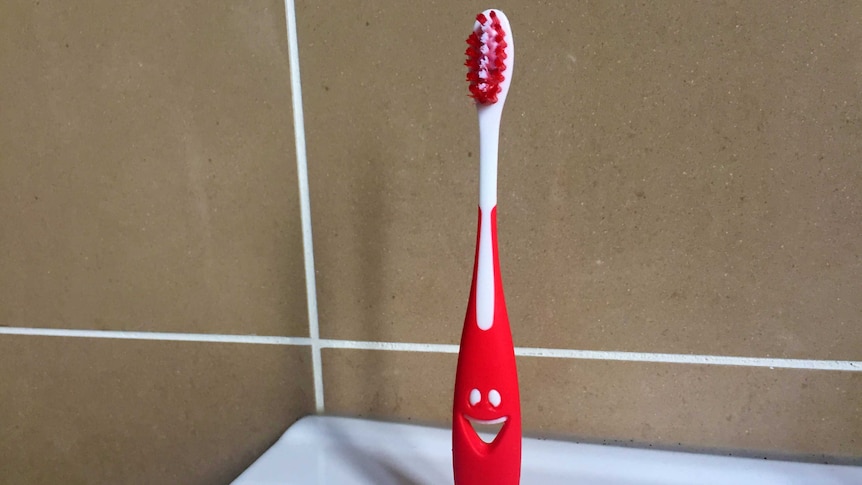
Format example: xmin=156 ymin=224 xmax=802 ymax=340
xmin=0 ymin=0 xmax=307 ymax=336
xmin=0 ymin=335 xmax=314 ymax=485
xmin=299 ymin=1 xmax=862 ymax=359
xmin=323 ymin=348 xmax=862 ymax=463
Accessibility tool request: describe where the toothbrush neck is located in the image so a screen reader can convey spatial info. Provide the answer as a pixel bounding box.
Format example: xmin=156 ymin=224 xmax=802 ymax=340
xmin=477 ymin=103 xmax=503 ymax=211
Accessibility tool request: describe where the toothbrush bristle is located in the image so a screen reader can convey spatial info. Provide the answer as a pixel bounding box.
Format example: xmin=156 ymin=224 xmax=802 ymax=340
xmin=465 ymin=10 xmax=507 ymax=105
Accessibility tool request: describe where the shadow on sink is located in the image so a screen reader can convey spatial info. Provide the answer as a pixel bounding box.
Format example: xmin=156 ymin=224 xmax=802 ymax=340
xmin=319 ymin=417 xmax=451 ymax=485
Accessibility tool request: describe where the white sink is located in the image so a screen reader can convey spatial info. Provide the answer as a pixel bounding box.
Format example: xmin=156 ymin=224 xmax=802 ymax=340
xmin=232 ymin=416 xmax=861 ymax=484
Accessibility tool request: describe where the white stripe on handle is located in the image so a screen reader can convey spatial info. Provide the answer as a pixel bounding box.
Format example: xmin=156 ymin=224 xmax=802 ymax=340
xmin=476 ymin=205 xmax=495 ymax=330
xmin=475 ymin=102 xmax=504 ymax=331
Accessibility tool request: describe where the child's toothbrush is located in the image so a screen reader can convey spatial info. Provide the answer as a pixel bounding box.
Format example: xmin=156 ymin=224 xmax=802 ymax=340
xmin=453 ymin=9 xmax=521 ymax=485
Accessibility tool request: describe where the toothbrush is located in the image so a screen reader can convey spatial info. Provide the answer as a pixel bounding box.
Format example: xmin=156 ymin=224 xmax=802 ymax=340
xmin=453 ymin=9 xmax=521 ymax=485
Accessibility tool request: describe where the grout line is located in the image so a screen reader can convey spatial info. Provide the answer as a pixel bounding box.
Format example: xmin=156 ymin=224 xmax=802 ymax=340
xmin=0 ymin=327 xmax=312 ymax=346
xmin=319 ymin=339 xmax=460 ymax=353
xmin=515 ymin=347 xmax=862 ymax=371
xmin=1 ymin=327 xmax=860 ymax=372
xmin=283 ymin=0 xmax=324 ymax=413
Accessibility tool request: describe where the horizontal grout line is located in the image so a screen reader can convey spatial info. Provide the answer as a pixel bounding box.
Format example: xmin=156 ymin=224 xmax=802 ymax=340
xmin=1 ymin=327 xmax=860 ymax=372
xmin=318 ymin=339 xmax=460 ymax=353
xmin=516 ymin=347 xmax=862 ymax=371
xmin=0 ymin=326 xmax=312 ymax=346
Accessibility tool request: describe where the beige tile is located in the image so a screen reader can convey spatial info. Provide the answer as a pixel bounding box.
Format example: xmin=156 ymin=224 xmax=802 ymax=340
xmin=297 ymin=1 xmax=480 ymax=345
xmin=500 ymin=1 xmax=862 ymax=360
xmin=299 ymin=2 xmax=862 ymax=358
xmin=0 ymin=335 xmax=314 ymax=485
xmin=0 ymin=0 xmax=307 ymax=336
xmin=322 ymin=349 xmax=862 ymax=462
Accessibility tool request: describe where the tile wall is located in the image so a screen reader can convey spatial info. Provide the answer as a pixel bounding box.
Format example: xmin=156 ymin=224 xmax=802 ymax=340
xmin=300 ymin=0 xmax=861 ymax=465
xmin=1 ymin=0 xmax=860 ymax=483
xmin=1 ymin=1 xmax=313 ymax=483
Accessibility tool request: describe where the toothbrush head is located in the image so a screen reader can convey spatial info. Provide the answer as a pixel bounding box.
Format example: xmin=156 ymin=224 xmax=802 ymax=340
xmin=465 ymin=9 xmax=513 ymax=105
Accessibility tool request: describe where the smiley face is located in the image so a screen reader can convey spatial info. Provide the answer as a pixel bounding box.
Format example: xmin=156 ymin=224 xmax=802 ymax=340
xmin=461 ymin=388 xmax=507 ymax=443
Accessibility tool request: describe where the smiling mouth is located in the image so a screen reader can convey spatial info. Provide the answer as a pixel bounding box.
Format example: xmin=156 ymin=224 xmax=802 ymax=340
xmin=465 ymin=415 xmax=508 ymax=444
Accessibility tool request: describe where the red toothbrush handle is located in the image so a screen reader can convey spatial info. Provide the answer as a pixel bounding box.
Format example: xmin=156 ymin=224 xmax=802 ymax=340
xmin=453 ymin=207 xmax=522 ymax=485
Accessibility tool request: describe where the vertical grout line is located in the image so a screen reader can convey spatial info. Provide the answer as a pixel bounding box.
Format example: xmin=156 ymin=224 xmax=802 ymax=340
xmin=284 ymin=0 xmax=324 ymax=413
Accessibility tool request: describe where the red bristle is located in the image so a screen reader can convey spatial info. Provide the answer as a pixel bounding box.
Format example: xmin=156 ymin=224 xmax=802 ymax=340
xmin=465 ymin=10 xmax=508 ymax=105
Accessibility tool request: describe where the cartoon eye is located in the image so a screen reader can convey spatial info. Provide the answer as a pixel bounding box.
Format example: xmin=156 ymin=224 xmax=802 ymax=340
xmin=469 ymin=388 xmax=481 ymax=406
xmin=488 ymin=389 xmax=501 ymax=407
